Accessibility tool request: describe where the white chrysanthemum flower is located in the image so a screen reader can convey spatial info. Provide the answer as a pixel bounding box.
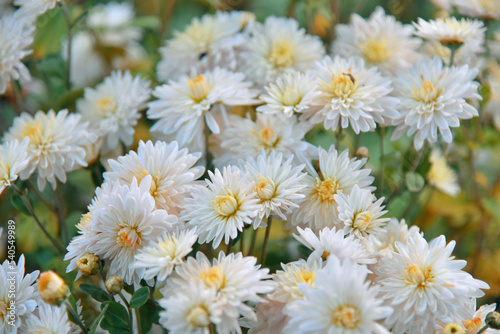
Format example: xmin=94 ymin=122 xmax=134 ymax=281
xmin=0 ymin=13 xmax=34 ymax=94
xmin=302 ymin=56 xmax=399 ymax=132
xmin=290 ymin=145 xmax=374 ymax=230
xmin=0 ymin=138 xmax=29 ymax=195
xmin=182 ymin=166 xmax=259 ymax=248
xmin=133 ymin=228 xmax=198 ymax=282
xmin=294 ymin=227 xmax=376 ymax=266
xmin=4 ymin=109 xmax=97 ymax=190
xmin=148 ymin=68 xmax=257 ymax=147
xmin=0 ymin=255 xmax=39 ymax=334
xmin=163 ymin=251 xmax=275 ymax=333
xmin=414 ymin=17 xmax=485 ymax=47
xmin=375 ymin=233 xmax=490 ymax=334
xmin=363 ymin=218 xmax=422 ymax=259
xmin=257 ymin=71 xmax=319 ymax=117
xmin=241 ymin=16 xmax=325 ymax=85
xmin=269 ymin=258 xmax=323 ymax=303
xmin=244 ymin=151 xmax=307 ymax=227
xmin=214 ymin=112 xmax=316 ymax=169
xmin=284 ymin=256 xmax=393 ymax=334
xmin=76 ymin=71 xmax=150 ymax=153
xmin=391 ymin=57 xmax=481 ymax=150
xmin=335 ymin=184 xmax=390 ymax=238
xmin=332 ymin=6 xmax=422 ymax=75
xmin=157 ymin=11 xmax=253 ymax=81
xmin=23 ymin=301 xmax=80 ymax=334
xmin=104 ymin=140 xmax=204 ymax=216
xmin=454 ymin=0 xmax=500 ymax=20
xmin=14 ymin=0 xmax=59 ymax=19
xmin=87 ymin=176 xmax=178 ymax=285
xmin=159 ymin=282 xmax=223 ymax=334
xmin=427 ymin=150 xmax=460 ymax=197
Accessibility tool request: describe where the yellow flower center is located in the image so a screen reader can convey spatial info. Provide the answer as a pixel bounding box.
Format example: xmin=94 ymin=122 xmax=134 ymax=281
xmin=0 ymin=298 xmax=7 ymax=322
xmin=314 ymin=177 xmax=341 ymax=203
xmin=96 ymin=96 xmax=118 ymax=116
xmin=188 ymin=75 xmax=211 ymax=104
xmin=321 ymin=72 xmax=358 ymax=100
xmin=412 ymin=78 xmax=442 ymax=106
xmin=267 ymin=40 xmax=295 ymax=68
xmin=21 ymin=120 xmax=45 ymax=148
xmin=404 ymin=264 xmax=434 ymax=289
xmin=352 ymin=211 xmax=374 ymax=234
xmin=181 ymin=23 xmax=213 ymax=52
xmin=253 ymin=127 xmax=281 ymax=149
xmin=213 ymin=193 xmax=239 ymax=217
xmin=281 ymin=87 xmax=302 ymax=106
xmin=359 ymin=37 xmax=393 ymax=64
xmin=117 ymin=226 xmax=142 ymax=250
xmin=442 ymin=323 xmax=466 ymax=334
xmin=199 ymin=265 xmax=225 ymax=290
xmin=294 ymin=268 xmax=316 ymax=285
xmin=186 ymin=305 xmax=211 ymax=328
xmin=255 ymin=176 xmax=276 ymax=201
xmin=129 ymin=169 xmax=161 ymax=200
xmin=158 ymin=236 xmax=179 ymax=259
xmin=331 ymin=305 xmax=361 ymax=329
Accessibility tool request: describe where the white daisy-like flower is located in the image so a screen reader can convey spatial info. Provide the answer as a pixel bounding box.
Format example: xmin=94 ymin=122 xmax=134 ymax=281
xmin=414 ymin=17 xmax=485 ymax=47
xmin=4 ymin=109 xmax=97 ymax=190
xmin=290 ymin=145 xmax=374 ymax=231
xmin=375 ymin=232 xmax=489 ymax=334
xmin=163 ymin=251 xmax=275 ymax=332
xmin=104 ymin=140 xmax=204 ymax=216
xmin=454 ymin=0 xmax=500 ymax=20
xmin=0 ymin=13 xmax=34 ymax=94
xmin=302 ymin=56 xmax=399 ymax=132
xmin=147 ymin=67 xmax=258 ymax=147
xmin=182 ymin=166 xmax=259 ymax=248
xmin=86 ymin=176 xmax=178 ymax=285
xmin=335 ymin=184 xmax=390 ymax=238
xmin=213 ymin=112 xmax=316 ymax=169
xmin=269 ymin=258 xmax=323 ymax=303
xmin=133 ymin=228 xmax=198 ymax=282
xmin=0 ymin=138 xmax=29 ymax=195
xmin=159 ymin=282 xmax=223 ymax=334
xmin=427 ymin=150 xmax=460 ymax=197
xmin=23 ymin=300 xmax=80 ymax=334
xmin=284 ymin=255 xmax=393 ymax=334
xmin=257 ymin=71 xmax=319 ymax=117
xmin=243 ymin=151 xmax=307 ymax=227
xmin=332 ymin=6 xmax=422 ymax=75
xmin=391 ymin=56 xmax=481 ymax=150
xmin=293 ymin=226 xmax=376 ymax=266
xmin=241 ymin=16 xmax=325 ymax=85
xmin=76 ymin=70 xmax=151 ymax=153
xmin=14 ymin=0 xmax=60 ymax=19
xmin=0 ymin=255 xmax=39 ymax=334
xmin=157 ymin=11 xmax=253 ymax=81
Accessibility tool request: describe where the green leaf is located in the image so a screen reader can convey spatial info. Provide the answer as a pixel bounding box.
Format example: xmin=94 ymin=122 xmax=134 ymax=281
xmin=405 ymin=172 xmax=425 ymax=193
xmin=89 ymin=304 xmax=109 ymax=334
xmin=79 ymin=284 xmax=111 ymax=303
xmin=130 ymin=287 xmax=150 ymax=309
xmin=138 ymin=299 xmax=160 ymax=334
xmin=10 ymin=193 xmax=31 ymax=216
xmin=482 ymin=198 xmax=500 ymax=221
xmin=100 ymin=301 xmax=129 ymax=331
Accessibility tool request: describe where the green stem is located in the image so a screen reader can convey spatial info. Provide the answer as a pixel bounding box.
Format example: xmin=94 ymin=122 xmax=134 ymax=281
xmin=11 ymin=184 xmax=65 ymax=254
xmin=118 ymin=292 xmax=133 ymax=331
xmin=59 ymin=2 xmax=73 ymax=90
xmin=248 ymin=227 xmax=258 ymax=257
xmin=65 ymin=300 xmax=88 ymax=334
xmin=11 ymin=81 xmax=23 ymax=115
xmin=448 ymin=46 xmax=457 ymax=67
xmin=27 ymin=179 xmax=56 ymax=211
xmin=99 ymin=272 xmax=115 ymax=301
xmin=226 ymin=238 xmax=233 ymax=255
xmin=204 ymin=123 xmax=212 ymax=170
xmin=477 ymin=324 xmax=489 ymax=334
xmin=260 ymin=216 xmax=273 ymax=265
xmin=336 ymin=127 xmax=343 ymax=151
xmin=135 ymin=308 xmax=144 ymax=334
xmin=239 ymin=228 xmax=245 ymax=253
xmin=55 ymin=185 xmax=69 ymax=246
xmin=379 ymin=127 xmax=386 ymax=194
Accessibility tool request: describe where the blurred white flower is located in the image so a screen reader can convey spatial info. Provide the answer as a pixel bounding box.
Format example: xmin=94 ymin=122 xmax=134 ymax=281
xmin=14 ymin=0 xmax=60 ymax=19
xmin=77 ymin=70 xmax=151 ymax=153
xmin=182 ymin=166 xmax=259 ymax=248
xmin=0 ymin=138 xmax=30 ymax=195
xmin=4 ymin=109 xmax=97 ymax=190
xmin=332 ymin=6 xmax=421 ymax=75
xmin=454 ymin=0 xmax=500 ymax=20
xmin=391 ymin=57 xmax=481 ymax=150
xmin=427 ymin=150 xmax=460 ymax=197
xmin=246 ymin=299 xmax=288 ymax=334
xmin=24 ymin=300 xmax=81 ymax=334
xmin=414 ymin=17 xmax=485 ymax=47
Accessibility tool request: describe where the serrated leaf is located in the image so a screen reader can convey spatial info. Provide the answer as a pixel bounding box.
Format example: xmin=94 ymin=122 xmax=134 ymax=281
xmin=100 ymin=301 xmax=129 ymax=331
xmin=405 ymin=172 xmax=425 ymax=192
xmin=130 ymin=287 xmax=149 ymax=309
xmin=80 ymin=284 xmax=111 ymax=303
xmin=89 ymin=304 xmax=109 ymax=334
xmin=11 ymin=193 xmax=31 ymax=216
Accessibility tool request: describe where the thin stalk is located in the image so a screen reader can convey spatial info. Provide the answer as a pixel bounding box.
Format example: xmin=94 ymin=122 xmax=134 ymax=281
xmin=55 ymin=186 xmax=69 ymax=246
xmin=248 ymin=228 xmax=258 ymax=257
xmin=260 ymin=216 xmax=273 ymax=265
xmin=239 ymin=228 xmax=245 ymax=253
xmin=65 ymin=300 xmax=88 ymax=334
xmin=59 ymin=2 xmax=73 ymax=90
xmin=27 ymin=180 xmax=55 ymax=211
xmin=11 ymin=184 xmax=65 ymax=254
xmin=118 ymin=292 xmax=133 ymax=331
xmin=11 ymin=81 xmax=23 ymax=115
xmin=477 ymin=325 xmax=489 ymax=334
xmin=226 ymin=238 xmax=233 ymax=255
xmin=135 ymin=308 xmax=144 ymax=334
xmin=204 ymin=124 xmax=212 ymax=170
xmin=379 ymin=127 xmax=386 ymax=194
xmin=336 ymin=127 xmax=343 ymax=151
xmin=448 ymin=46 xmax=458 ymax=67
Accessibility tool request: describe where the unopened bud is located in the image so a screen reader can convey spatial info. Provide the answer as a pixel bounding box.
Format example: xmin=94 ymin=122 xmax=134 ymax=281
xmin=77 ymin=253 xmax=102 ymax=276
xmin=38 ymin=270 xmax=69 ymax=306
xmin=105 ymin=276 xmax=124 ymax=295
xmin=486 ymin=311 xmax=500 ymax=329
xmin=355 ymin=146 xmax=369 ymax=159
xmin=441 ymin=323 xmax=465 ymax=334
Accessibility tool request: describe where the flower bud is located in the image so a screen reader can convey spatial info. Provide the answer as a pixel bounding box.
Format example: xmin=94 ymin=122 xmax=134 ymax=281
xmin=105 ymin=276 xmax=124 ymax=295
xmin=38 ymin=270 xmax=69 ymax=306
xmin=355 ymin=146 xmax=370 ymax=159
xmin=441 ymin=323 xmax=465 ymax=334
xmin=486 ymin=311 xmax=500 ymax=329
xmin=77 ymin=253 xmax=102 ymax=276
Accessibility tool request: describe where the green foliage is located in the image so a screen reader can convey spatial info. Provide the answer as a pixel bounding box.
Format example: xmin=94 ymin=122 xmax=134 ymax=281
xmin=80 ymin=284 xmax=112 ymax=303
xmin=129 ymin=287 xmax=150 ymax=309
